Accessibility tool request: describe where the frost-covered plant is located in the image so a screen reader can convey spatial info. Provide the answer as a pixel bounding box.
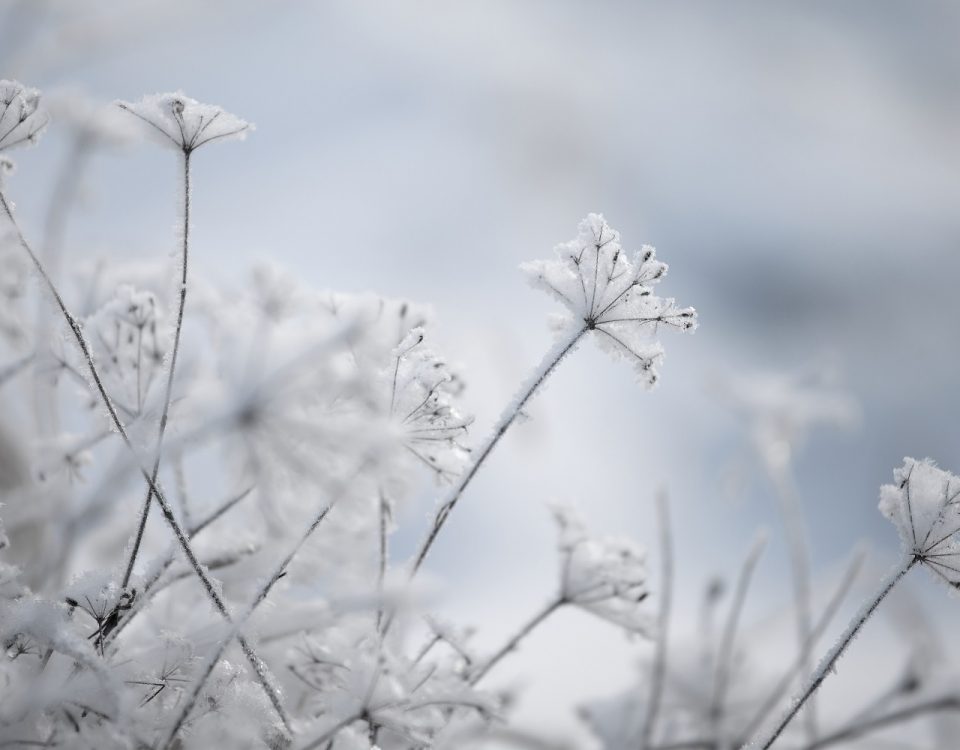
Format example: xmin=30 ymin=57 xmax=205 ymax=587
xmin=0 ymin=80 xmax=696 ymax=750
xmin=0 ymin=76 xmax=952 ymax=750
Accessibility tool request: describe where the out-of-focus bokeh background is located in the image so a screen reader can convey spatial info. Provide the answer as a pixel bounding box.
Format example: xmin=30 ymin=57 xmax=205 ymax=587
xmin=3 ymin=1 xmax=959 ymax=744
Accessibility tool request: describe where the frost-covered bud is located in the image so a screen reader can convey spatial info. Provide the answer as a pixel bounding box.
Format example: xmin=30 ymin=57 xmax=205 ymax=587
xmin=0 ymin=81 xmax=48 ymax=153
xmin=552 ymin=505 xmax=651 ymax=633
xmin=116 ymin=92 xmax=251 ymax=153
xmin=880 ymin=458 xmax=960 ymax=586
xmin=521 ymin=213 xmax=696 ymax=388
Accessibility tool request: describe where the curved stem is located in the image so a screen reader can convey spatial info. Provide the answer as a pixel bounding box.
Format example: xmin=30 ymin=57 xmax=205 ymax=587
xmin=0 ymin=188 xmax=291 ymax=734
xmin=121 ymin=148 xmax=191 ymax=590
xmin=410 ymin=324 xmax=587 ymax=576
xmin=469 ymin=597 xmax=564 ymax=685
xmin=753 ymin=555 xmax=917 ymax=749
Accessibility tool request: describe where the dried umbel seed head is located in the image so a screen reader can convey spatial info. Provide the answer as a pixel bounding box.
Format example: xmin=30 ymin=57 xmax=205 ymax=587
xmin=0 ymin=80 xmax=49 ymax=153
xmin=116 ymin=92 xmax=252 ymax=153
xmin=522 ymin=213 xmax=697 ymax=387
xmin=881 ymin=458 xmax=960 ymax=586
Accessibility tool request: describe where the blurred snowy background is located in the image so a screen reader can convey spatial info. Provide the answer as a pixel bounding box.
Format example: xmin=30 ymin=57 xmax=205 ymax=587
xmin=2 ymin=1 xmax=959 ymax=745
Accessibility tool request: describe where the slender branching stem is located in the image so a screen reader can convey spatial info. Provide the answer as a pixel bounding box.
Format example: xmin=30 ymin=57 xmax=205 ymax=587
xmin=640 ymin=490 xmax=673 ymax=749
xmin=105 ymin=486 xmax=254 ymax=647
xmin=162 ymin=464 xmax=364 ymax=747
xmin=766 ymin=458 xmax=816 ymax=740
xmin=799 ymin=694 xmax=960 ymax=750
xmin=0 ymin=188 xmax=291 ymax=734
xmin=754 ymin=555 xmax=918 ymax=749
xmin=709 ymin=534 xmax=766 ymax=731
xmin=469 ymin=597 xmax=564 ymax=685
xmin=121 ymin=148 xmax=191 ymax=590
xmin=737 ymin=550 xmax=864 ymax=745
xmin=410 ymin=324 xmax=587 ymax=576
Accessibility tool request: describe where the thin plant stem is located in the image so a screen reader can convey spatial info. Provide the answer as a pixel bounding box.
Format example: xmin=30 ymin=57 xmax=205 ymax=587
xmin=121 ymin=148 xmax=191 ymax=590
xmin=105 ymin=486 xmax=254 ymax=647
xmin=709 ymin=533 xmax=766 ymax=731
xmin=0 ymin=188 xmax=291 ymax=734
xmin=737 ymin=549 xmax=864 ymax=744
xmin=766 ymin=458 xmax=816 ymax=740
xmin=753 ymin=555 xmax=918 ymax=750
xmin=469 ymin=597 xmax=564 ymax=685
xmin=801 ymin=694 xmax=960 ymax=750
xmin=161 ymin=464 xmax=365 ymax=748
xmin=32 ymin=136 xmax=89 ymax=438
xmin=376 ymin=488 xmax=388 ymax=630
xmin=640 ymin=489 xmax=673 ymax=749
xmin=410 ymin=324 xmax=587 ymax=576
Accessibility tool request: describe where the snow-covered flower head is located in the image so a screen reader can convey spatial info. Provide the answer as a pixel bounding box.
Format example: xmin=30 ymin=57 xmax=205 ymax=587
xmin=0 ymin=80 xmax=48 ymax=154
xmin=116 ymin=92 xmax=251 ymax=153
xmin=381 ymin=328 xmax=471 ymax=483
xmin=552 ymin=505 xmax=651 ymax=633
xmin=880 ymin=458 xmax=960 ymax=586
xmin=522 ymin=213 xmax=696 ymax=387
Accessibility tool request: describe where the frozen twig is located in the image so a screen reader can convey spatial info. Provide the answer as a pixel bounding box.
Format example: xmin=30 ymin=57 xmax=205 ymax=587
xmin=737 ymin=549 xmax=864 ymax=744
xmin=753 ymin=555 xmax=917 ymax=749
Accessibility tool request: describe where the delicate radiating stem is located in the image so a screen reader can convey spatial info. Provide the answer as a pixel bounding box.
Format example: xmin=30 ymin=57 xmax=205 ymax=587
xmin=121 ymin=148 xmax=191 ymax=590
xmin=640 ymin=489 xmax=673 ymax=749
xmin=469 ymin=597 xmax=564 ymax=685
xmin=754 ymin=555 xmax=917 ymax=750
xmin=410 ymin=324 xmax=587 ymax=576
xmin=0 ymin=188 xmax=291 ymax=734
